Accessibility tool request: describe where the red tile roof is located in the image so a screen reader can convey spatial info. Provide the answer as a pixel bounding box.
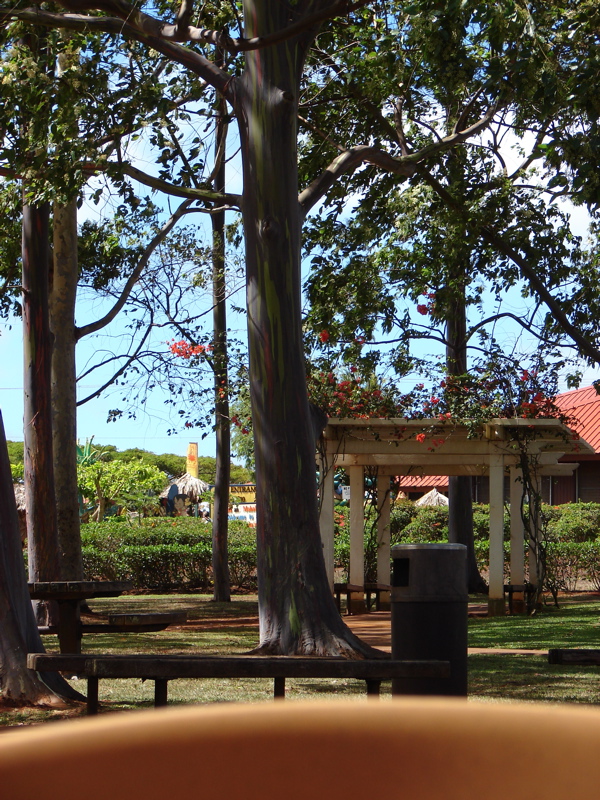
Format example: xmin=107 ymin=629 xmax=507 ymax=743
xmin=555 ymin=385 xmax=600 ymax=452
xmin=397 ymin=475 xmax=449 ymax=490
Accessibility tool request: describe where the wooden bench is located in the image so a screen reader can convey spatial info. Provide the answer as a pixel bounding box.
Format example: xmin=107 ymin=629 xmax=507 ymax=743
xmin=334 ymin=583 xmax=392 ymax=614
xmin=504 ymin=584 xmax=536 ymax=614
xmin=364 ymin=583 xmax=392 ymax=612
xmin=27 ymin=653 xmax=451 ymax=715
xmin=333 ymin=583 xmax=362 ymax=614
xmin=39 ymin=612 xmax=187 ymax=637
xmin=548 ymin=649 xmax=600 ymax=666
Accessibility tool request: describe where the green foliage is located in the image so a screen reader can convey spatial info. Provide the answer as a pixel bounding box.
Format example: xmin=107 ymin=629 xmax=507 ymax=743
xmin=230 ymin=385 xmax=255 ymax=474
xmin=10 ymin=462 xmax=24 ymax=482
xmin=227 ymin=522 xmax=258 ymax=590
xmin=546 ymin=503 xmax=600 ymax=543
xmin=0 ymin=182 xmax=22 ymax=319
xmin=77 ymin=458 xmax=168 ymax=520
xmin=6 ymin=440 xmax=23 ymax=464
xmin=393 ymin=506 xmax=449 ymax=542
xmin=81 ymin=517 xmax=257 ymax=591
xmin=99 ymin=447 xmax=251 ymax=484
xmin=334 ymin=501 xmax=600 ymax=588
xmin=76 ymin=438 xmax=106 ymax=466
xmin=103 ymin=447 xmax=186 ymax=479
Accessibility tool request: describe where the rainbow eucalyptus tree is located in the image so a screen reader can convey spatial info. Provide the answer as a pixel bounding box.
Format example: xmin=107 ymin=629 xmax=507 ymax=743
xmin=0 ymin=411 xmax=82 ymax=704
xmin=1 ymin=0 xmax=511 ymax=655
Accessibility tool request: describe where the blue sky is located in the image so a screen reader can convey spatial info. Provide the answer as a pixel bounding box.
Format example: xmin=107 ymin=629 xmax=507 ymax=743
xmin=2 ymin=130 xmax=599 ymax=459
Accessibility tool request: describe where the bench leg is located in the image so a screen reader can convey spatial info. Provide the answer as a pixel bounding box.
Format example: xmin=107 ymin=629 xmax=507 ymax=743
xmin=87 ymin=677 xmax=99 ymax=715
xmin=155 ymin=679 xmax=169 ymax=707
xmin=273 ymin=676 xmax=286 ymax=699
xmin=334 ymin=591 xmax=342 ymax=614
xmin=365 ymin=679 xmax=381 ymax=698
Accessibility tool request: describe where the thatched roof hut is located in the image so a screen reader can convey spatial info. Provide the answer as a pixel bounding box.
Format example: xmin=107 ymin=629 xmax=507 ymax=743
xmin=160 ymin=473 xmax=209 ymax=503
xmin=414 ymin=488 xmax=449 ymax=507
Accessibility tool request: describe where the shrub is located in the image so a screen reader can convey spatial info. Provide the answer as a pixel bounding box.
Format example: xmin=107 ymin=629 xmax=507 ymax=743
xmin=579 ymin=542 xmax=600 ymax=591
xmin=544 ymin=542 xmax=585 ymax=601
xmin=81 ymin=517 xmax=255 ymax=591
xmin=389 ymin=502 xmax=418 ymax=536
xmin=228 ymin=521 xmax=258 ymax=590
xmin=546 ymin=503 xmax=600 ymax=543
xmin=393 ymin=506 xmax=449 ymax=543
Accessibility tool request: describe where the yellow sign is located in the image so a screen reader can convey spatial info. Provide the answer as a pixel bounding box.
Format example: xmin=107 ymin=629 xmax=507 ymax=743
xmin=186 ymin=443 xmax=198 ymax=478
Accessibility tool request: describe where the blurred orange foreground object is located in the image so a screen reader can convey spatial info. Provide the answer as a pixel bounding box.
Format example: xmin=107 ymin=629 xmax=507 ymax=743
xmin=1 ymin=698 xmax=600 ymax=800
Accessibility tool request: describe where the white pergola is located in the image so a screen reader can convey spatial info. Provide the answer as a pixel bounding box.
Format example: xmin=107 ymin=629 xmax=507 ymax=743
xmin=318 ymin=418 xmax=593 ymax=615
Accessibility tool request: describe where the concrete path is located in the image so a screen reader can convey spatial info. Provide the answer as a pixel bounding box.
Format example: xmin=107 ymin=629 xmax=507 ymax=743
xmin=345 ymin=611 xmax=546 ymax=656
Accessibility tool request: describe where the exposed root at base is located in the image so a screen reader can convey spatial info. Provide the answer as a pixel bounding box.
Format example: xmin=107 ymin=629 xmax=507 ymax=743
xmin=248 ymin=634 xmax=388 ymax=660
xmin=0 ymin=694 xmax=76 ymax=710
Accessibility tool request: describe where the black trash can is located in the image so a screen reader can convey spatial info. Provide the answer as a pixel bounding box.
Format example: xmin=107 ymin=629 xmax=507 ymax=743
xmin=391 ymin=543 xmax=467 ymax=696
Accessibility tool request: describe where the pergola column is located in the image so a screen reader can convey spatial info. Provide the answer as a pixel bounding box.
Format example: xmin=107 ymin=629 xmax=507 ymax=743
xmin=376 ymin=473 xmax=391 ymax=610
xmin=349 ymin=465 xmax=366 ymax=613
xmin=509 ymin=466 xmax=526 ymax=613
xmin=318 ymin=456 xmax=335 ymax=590
xmin=528 ymin=474 xmax=541 ymax=591
xmin=488 ymin=454 xmax=505 ymax=616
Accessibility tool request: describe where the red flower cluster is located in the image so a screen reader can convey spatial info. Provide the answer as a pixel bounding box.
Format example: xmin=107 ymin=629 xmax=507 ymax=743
xmin=516 ymin=393 xmax=555 ymax=418
xmin=307 ymin=371 xmax=401 ymax=419
xmin=169 ymin=339 xmax=210 ymax=359
xmin=231 ymin=414 xmax=250 ymax=435
xmin=416 ymin=293 xmax=436 ymax=317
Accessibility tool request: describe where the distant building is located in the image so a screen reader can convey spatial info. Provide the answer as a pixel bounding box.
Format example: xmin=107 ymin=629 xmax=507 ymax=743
xmin=552 ymin=384 xmax=600 ymax=504
xmin=396 ymin=384 xmax=600 ymax=505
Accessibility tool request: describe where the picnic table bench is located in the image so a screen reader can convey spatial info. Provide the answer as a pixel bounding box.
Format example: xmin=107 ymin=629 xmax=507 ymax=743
xmin=27 ymin=653 xmax=451 ymax=715
xmin=39 ymin=611 xmax=188 ymax=636
xmin=30 ymin=580 xmax=187 ymax=652
xmin=548 ymin=649 xmax=600 ymax=665
xmin=333 ymin=583 xmax=392 ymax=614
xmin=504 ymin=583 xmax=536 ymax=614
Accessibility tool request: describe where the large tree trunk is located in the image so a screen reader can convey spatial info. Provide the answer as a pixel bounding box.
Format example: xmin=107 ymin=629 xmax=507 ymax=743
xmin=22 ymin=201 xmax=62 ymax=624
xmin=445 ymin=280 xmax=488 ymax=594
xmin=0 ymin=411 xmax=82 ymax=705
xmin=211 ymin=67 xmax=231 ymax=603
xmin=50 ymin=198 xmax=83 ymax=580
xmin=235 ymin=10 xmax=376 ymax=656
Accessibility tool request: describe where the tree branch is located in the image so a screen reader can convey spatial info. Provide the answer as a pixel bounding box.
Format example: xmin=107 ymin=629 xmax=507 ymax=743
xmin=76 ymin=199 xmax=192 ymax=339
xmin=417 ymin=168 xmax=600 ymax=366
xmin=176 ymin=0 xmax=193 ymax=38
xmin=82 ymin=160 xmax=242 ymax=208
xmin=76 ymin=320 xmax=154 ymax=405
xmin=0 ymin=6 xmax=233 ymax=95
xmin=3 ymin=0 xmax=370 ymax=55
xmin=299 ymin=102 xmax=499 ymax=216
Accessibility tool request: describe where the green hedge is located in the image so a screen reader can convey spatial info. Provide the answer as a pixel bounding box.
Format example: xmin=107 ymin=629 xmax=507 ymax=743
xmin=82 ymin=518 xmax=256 ymax=591
xmin=82 ymin=503 xmax=600 ymax=593
xmin=333 ymin=502 xmax=600 ymax=591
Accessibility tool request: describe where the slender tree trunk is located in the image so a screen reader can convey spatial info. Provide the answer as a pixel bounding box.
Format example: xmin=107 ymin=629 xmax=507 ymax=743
xmin=446 ymin=281 xmax=488 ymax=594
xmin=0 ymin=412 xmax=82 ymax=705
xmin=22 ymin=201 xmax=62 ymax=624
xmin=234 ymin=12 xmax=376 ymax=656
xmin=50 ymin=198 xmax=83 ymax=580
xmin=211 ymin=61 xmax=231 ymax=602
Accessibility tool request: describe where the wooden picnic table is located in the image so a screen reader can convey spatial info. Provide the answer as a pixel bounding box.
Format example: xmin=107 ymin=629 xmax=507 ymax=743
xmin=28 ymin=580 xmax=133 ymax=654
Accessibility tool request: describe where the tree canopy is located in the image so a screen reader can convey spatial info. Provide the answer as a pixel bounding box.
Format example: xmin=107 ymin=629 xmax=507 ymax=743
xmin=3 ymin=0 xmax=600 ymax=659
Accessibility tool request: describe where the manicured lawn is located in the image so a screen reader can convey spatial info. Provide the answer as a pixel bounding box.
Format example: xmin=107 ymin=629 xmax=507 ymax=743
xmin=2 ymin=592 xmax=600 ymax=727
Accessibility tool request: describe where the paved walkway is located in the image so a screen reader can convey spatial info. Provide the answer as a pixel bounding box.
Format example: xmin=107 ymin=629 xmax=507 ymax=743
xmin=345 ymin=611 xmax=546 ymax=656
